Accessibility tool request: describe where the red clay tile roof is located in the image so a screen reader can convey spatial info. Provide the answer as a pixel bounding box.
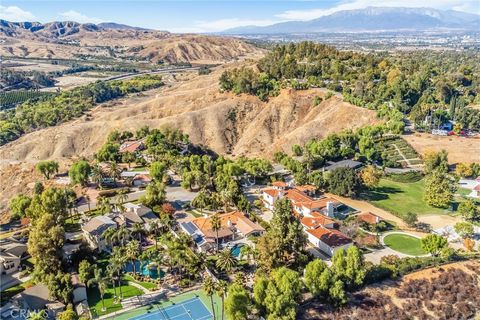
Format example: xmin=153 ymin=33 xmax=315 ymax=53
xmin=272 ymin=181 xmax=287 ymax=187
xmin=285 ymin=189 xmax=312 ymax=203
xmin=295 ymin=185 xmax=316 ymax=193
xmin=192 ymin=211 xmax=264 ymax=238
xmin=306 ymin=227 xmax=352 ymax=248
xmin=357 ymin=212 xmax=383 ymax=224
xmin=474 ymin=184 xmax=480 ymax=191
xmin=263 ymin=188 xmax=281 ymax=197
xmin=301 ymin=216 xmax=335 ymax=229
xmin=119 ymin=140 xmax=144 ymax=153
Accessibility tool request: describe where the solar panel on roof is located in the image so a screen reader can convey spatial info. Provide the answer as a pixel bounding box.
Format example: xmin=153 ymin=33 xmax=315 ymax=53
xmin=181 ymin=221 xmax=198 ymax=235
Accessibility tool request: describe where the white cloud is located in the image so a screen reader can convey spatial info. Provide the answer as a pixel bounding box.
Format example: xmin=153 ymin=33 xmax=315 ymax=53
xmin=276 ymin=0 xmax=480 ymax=21
xmin=177 ymin=18 xmax=283 ymax=33
xmin=0 ymin=5 xmax=36 ymax=21
xmin=59 ymin=10 xmax=103 ymax=24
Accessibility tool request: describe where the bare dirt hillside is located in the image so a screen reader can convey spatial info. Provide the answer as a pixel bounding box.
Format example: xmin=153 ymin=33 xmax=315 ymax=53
xmin=0 ymin=65 xmax=378 ymax=214
xmin=0 ymin=21 xmax=262 ymax=64
xmin=404 ymin=133 xmax=480 ymax=164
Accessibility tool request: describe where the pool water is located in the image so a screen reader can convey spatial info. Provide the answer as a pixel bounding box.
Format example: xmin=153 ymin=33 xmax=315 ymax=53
xmin=230 ymin=244 xmax=244 ymax=258
xmin=124 ymin=260 xmax=165 ymax=279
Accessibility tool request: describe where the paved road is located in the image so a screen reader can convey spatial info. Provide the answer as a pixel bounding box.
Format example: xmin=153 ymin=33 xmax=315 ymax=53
xmin=104 ymin=66 xmax=201 ymax=82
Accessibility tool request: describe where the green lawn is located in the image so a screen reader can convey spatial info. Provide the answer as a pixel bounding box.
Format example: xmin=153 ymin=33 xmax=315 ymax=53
xmin=383 ymin=233 xmax=427 ymax=256
xmin=456 ymin=187 xmax=472 ymax=197
xmin=362 ymin=179 xmax=452 ymax=218
xmin=112 ymin=288 xmax=224 ymax=320
xmin=124 ymin=274 xmax=158 ymax=290
xmin=88 ymin=282 xmax=143 ymax=317
xmin=186 ymin=209 xmax=207 ymax=218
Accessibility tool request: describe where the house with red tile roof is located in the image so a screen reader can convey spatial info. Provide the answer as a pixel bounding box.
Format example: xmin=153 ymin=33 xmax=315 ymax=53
xmin=305 ymin=226 xmax=352 ymax=256
xmin=356 ymin=212 xmax=383 ymax=225
xmin=119 ymin=139 xmax=145 ymax=153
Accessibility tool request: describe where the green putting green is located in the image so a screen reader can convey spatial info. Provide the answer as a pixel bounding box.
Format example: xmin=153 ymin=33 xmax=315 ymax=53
xmin=383 ymin=233 xmax=427 ymax=256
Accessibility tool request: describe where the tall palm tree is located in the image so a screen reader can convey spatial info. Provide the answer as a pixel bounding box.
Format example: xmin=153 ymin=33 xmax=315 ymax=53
xmin=91 ymin=164 xmax=104 ymax=188
xmin=108 ymin=162 xmax=121 ymax=186
xmin=103 ymin=227 xmax=117 ymax=247
xmin=116 ymin=226 xmax=130 ymax=246
xmin=240 ymin=244 xmax=254 ymax=264
xmin=111 ymin=247 xmax=127 ymax=299
xmin=96 ymin=196 xmax=111 ymax=214
xmin=149 ymin=220 xmax=162 ymax=249
xmin=125 ymin=240 xmax=140 ymax=275
xmin=106 ymin=264 xmax=118 ymax=303
xmin=210 ymin=213 xmax=221 ymax=253
xmin=216 ymin=248 xmax=237 ymax=273
xmin=87 ymin=266 xmax=109 ymax=312
xmin=216 ymin=280 xmax=228 ymax=320
xmin=115 ymin=190 xmax=129 ymax=208
xmin=131 ymin=222 xmax=145 ymax=243
xmin=203 ymin=276 xmax=217 ymax=320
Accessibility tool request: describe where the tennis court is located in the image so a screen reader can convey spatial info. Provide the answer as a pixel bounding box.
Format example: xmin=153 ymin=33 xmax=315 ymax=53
xmin=129 ymin=297 xmax=213 ymax=320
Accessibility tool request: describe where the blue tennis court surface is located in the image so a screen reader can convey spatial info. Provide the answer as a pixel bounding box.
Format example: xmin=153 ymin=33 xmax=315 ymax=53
xmin=129 ymin=297 xmax=213 ymax=320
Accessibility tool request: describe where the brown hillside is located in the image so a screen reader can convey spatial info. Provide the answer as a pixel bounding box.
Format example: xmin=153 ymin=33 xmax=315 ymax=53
xmin=0 ymin=65 xmax=378 ymax=214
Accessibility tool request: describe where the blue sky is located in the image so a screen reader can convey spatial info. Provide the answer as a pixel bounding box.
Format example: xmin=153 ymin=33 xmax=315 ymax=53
xmin=1 ymin=0 xmax=479 ymax=33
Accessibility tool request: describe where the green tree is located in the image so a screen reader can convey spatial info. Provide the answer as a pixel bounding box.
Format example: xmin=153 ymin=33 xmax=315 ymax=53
xmin=78 ymin=260 xmax=92 ymax=284
xmin=421 ymin=234 xmax=448 ymax=257
xmin=423 ymin=170 xmax=454 ymax=208
xmin=216 ymin=280 xmax=228 ymax=320
xmin=69 ymin=160 xmax=91 ymax=186
xmin=58 ymin=304 xmax=77 ymax=320
xmin=126 ymin=240 xmax=141 ymax=274
xmin=142 ymin=180 xmax=166 ymax=208
xmin=404 ymin=211 xmax=418 ymax=227
xmin=329 ymin=279 xmax=347 ymax=306
xmin=261 ymin=267 xmax=303 ymax=320
xmin=344 ymin=246 xmax=366 ymax=289
xmin=33 ymin=182 xmax=44 ymax=195
xmin=225 ymin=283 xmax=250 ymax=320
xmin=360 ymin=165 xmax=381 ymax=189
xmin=423 ymin=150 xmax=449 ymax=174
xmin=327 ymin=167 xmax=362 ymax=197
xmin=304 ymin=259 xmax=329 ymax=297
xmin=9 ymin=194 xmax=31 ymax=220
xmin=211 ymin=213 xmax=222 ymax=252
xmin=216 ymin=248 xmax=237 ymax=273
xmin=36 ymin=160 xmax=59 ymax=179
xmin=454 ymin=221 xmax=474 ymax=239
xmin=150 ymin=161 xmax=167 ymax=181
xmin=291 ymin=144 xmax=303 ymax=156
xmin=45 ymin=272 xmax=73 ymax=303
xmin=203 ymin=276 xmax=217 ymax=320
xmin=87 ymin=266 xmax=109 ymax=312
xmin=458 ymin=199 xmax=479 ymax=221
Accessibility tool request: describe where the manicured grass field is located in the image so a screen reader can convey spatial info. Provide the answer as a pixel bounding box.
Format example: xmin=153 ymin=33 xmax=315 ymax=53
xmin=112 ymin=288 xmax=223 ymax=320
xmin=88 ymin=282 xmax=143 ymax=316
xmin=124 ymin=274 xmax=158 ymax=290
xmin=383 ymin=233 xmax=427 ymax=256
xmin=363 ymin=179 xmax=451 ymax=218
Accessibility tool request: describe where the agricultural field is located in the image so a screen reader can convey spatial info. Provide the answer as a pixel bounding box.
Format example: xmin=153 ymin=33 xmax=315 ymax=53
xmin=0 ymin=90 xmax=56 ymax=110
xmin=375 ymin=136 xmax=423 ymax=168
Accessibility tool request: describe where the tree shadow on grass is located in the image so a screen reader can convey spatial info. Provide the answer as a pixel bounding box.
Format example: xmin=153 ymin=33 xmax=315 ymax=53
xmin=360 ymin=186 xmax=403 ymax=201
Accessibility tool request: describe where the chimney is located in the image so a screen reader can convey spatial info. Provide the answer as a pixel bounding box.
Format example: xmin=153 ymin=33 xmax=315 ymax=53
xmin=326 ymin=202 xmax=334 ymax=217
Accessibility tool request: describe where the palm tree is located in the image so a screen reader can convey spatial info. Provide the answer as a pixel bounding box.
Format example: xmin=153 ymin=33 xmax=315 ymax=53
xmin=240 ymin=244 xmax=254 ymax=264
xmin=210 ymin=213 xmax=221 ymax=253
xmin=108 ymin=162 xmax=121 ymax=186
xmin=131 ymin=222 xmax=145 ymax=243
xmin=115 ymin=189 xmax=129 ymax=209
xmin=106 ymin=264 xmax=118 ymax=303
xmin=149 ymin=221 xmax=162 ymax=249
xmin=116 ymin=226 xmax=130 ymax=246
xmin=103 ymin=227 xmax=117 ymax=247
xmin=111 ymin=247 xmax=127 ymax=299
xmin=125 ymin=240 xmax=140 ymax=275
xmin=216 ymin=248 xmax=237 ymax=273
xmin=91 ymin=164 xmax=104 ymax=188
xmin=87 ymin=266 xmax=109 ymax=312
xmin=96 ymin=196 xmax=111 ymax=214
xmin=216 ymin=280 xmax=228 ymax=320
xmin=84 ymin=193 xmax=91 ymax=212
xmin=203 ymin=276 xmax=217 ymax=320
xmin=192 ymin=190 xmax=209 ymax=213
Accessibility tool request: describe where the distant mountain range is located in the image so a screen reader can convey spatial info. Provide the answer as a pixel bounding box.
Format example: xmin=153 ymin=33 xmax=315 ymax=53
xmin=223 ymin=7 xmax=480 ymax=34
xmin=0 ymin=20 xmax=153 ymax=38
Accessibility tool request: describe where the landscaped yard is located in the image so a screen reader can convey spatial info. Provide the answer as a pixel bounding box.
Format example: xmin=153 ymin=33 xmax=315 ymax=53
xmin=124 ymin=274 xmax=158 ymax=290
xmin=383 ymin=233 xmax=427 ymax=256
xmin=88 ymin=282 xmax=143 ymax=316
xmin=186 ymin=209 xmax=206 ymax=218
xmin=362 ymin=179 xmax=452 ymax=219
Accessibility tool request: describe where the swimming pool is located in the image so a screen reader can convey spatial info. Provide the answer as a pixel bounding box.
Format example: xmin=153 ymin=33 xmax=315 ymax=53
xmin=230 ymin=244 xmax=244 ymax=258
xmin=124 ymin=260 xmax=165 ymax=279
